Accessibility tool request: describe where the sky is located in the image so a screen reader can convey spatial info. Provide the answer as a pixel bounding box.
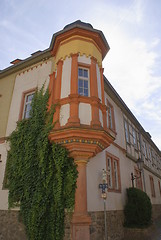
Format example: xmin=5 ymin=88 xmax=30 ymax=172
xmin=0 ymin=0 xmax=161 ymax=149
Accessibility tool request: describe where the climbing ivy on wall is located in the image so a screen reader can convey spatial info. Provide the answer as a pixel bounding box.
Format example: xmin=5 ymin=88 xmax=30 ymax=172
xmin=6 ymin=86 xmax=78 ymax=240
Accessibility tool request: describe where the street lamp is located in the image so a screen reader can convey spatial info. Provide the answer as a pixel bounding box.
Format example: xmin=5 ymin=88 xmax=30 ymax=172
xmin=131 ymin=158 xmax=144 ymax=188
xmin=99 ymin=169 xmax=108 ymax=240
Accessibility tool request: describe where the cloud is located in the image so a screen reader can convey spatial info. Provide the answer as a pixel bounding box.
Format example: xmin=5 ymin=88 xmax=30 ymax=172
xmin=86 ymin=1 xmax=161 ymax=149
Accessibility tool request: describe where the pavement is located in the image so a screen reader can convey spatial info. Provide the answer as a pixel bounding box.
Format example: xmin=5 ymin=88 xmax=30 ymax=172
xmin=150 ymin=217 xmax=161 ymax=240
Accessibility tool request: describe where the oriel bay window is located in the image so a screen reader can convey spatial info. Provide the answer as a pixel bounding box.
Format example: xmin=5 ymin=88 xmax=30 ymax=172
xmin=106 ymin=152 xmax=121 ymax=192
xmin=78 ymin=67 xmax=89 ymax=97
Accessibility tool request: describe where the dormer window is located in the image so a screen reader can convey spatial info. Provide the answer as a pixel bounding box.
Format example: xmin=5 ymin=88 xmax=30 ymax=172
xmin=78 ymin=67 xmax=89 ymax=97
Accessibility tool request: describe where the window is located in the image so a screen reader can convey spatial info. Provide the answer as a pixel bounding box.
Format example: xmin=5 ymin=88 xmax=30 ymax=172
xmin=19 ymin=88 xmax=36 ymax=120
xmin=113 ymin=160 xmax=119 ymax=189
xmin=124 ymin=120 xmax=130 ymax=143
xmin=107 ymin=101 xmax=115 ymax=131
xmin=149 ymin=175 xmax=155 ymax=197
xmin=158 ymin=181 xmax=161 ymax=196
xmin=107 ymin=157 xmax=113 ymax=188
xmin=132 ymin=128 xmax=137 ymax=149
xmin=106 ymin=152 xmax=121 ymax=192
xmin=23 ymin=93 xmax=34 ymax=119
xmin=143 ymin=140 xmax=148 ymax=159
xmin=78 ymin=67 xmax=89 ymax=96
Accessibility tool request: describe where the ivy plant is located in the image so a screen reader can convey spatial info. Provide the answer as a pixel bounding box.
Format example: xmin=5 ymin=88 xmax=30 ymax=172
xmin=6 ymin=86 xmax=78 ymax=240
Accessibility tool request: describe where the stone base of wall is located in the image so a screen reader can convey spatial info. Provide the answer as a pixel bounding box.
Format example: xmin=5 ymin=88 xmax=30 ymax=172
xmin=124 ymin=225 xmax=156 ymax=240
xmin=0 ymin=205 xmax=161 ymax=240
xmin=89 ymin=210 xmax=124 ymax=240
xmin=152 ymin=204 xmax=161 ymax=220
xmin=0 ymin=210 xmax=27 ymax=240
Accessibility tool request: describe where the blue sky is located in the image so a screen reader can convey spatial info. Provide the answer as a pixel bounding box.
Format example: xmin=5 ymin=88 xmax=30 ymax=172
xmin=0 ymin=0 xmax=161 ymax=149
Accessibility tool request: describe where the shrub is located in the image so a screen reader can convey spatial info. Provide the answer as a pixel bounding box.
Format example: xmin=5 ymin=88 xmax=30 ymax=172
xmin=124 ymin=187 xmax=152 ymax=228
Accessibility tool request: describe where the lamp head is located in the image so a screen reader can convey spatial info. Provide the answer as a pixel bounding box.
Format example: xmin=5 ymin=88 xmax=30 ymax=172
xmin=137 ymin=158 xmax=144 ymax=171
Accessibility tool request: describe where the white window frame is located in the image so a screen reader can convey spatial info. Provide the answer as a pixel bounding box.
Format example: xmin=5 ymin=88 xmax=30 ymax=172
xmin=107 ymin=157 xmax=113 ymax=188
xmin=124 ymin=120 xmax=130 ymax=144
xmin=78 ymin=67 xmax=90 ymax=97
xmin=23 ymin=92 xmax=34 ymax=119
xmin=113 ymin=159 xmax=119 ymax=190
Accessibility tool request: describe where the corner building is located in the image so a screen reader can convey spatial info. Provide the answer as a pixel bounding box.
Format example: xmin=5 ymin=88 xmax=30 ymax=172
xmin=0 ymin=20 xmax=161 ymax=240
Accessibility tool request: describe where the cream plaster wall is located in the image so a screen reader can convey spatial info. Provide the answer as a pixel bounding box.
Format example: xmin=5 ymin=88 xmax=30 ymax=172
xmin=143 ymin=168 xmax=161 ymax=205
xmin=78 ymin=54 xmax=91 ymax=65
xmin=99 ymin=109 xmax=103 ymax=127
xmin=0 ymin=60 xmax=52 ymax=210
xmin=0 ymin=142 xmax=9 ymax=210
xmin=104 ymin=91 xmax=126 ymax=149
xmin=61 ymin=57 xmax=71 ymax=99
xmin=60 ymin=104 xmax=70 ymax=126
xmin=79 ymin=103 xmax=91 ymax=125
xmin=87 ymin=143 xmax=136 ymax=212
xmin=6 ymin=61 xmax=52 ymax=137
xmin=0 ymin=73 xmax=16 ymax=138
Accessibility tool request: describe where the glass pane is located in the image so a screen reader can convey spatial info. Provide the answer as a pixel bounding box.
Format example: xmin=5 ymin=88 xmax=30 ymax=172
xmin=78 ymin=87 xmax=83 ymax=95
xmin=25 ymin=104 xmax=31 ymax=113
xmin=27 ymin=94 xmax=34 ymax=102
xmin=84 ymin=80 xmax=88 ymax=88
xmin=24 ymin=110 xmax=30 ymax=119
xmin=84 ymin=88 xmax=88 ymax=96
xmin=78 ymin=79 xmax=83 ymax=87
xmin=83 ymin=69 xmax=88 ymax=78
xmin=78 ymin=68 xmax=83 ymax=76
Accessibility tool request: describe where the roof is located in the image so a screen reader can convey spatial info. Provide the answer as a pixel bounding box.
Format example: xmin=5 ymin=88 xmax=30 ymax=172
xmin=0 ymin=20 xmax=109 ymax=78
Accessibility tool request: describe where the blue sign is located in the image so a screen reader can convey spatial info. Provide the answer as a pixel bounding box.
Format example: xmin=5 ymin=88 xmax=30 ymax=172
xmin=99 ymin=183 xmax=108 ymax=193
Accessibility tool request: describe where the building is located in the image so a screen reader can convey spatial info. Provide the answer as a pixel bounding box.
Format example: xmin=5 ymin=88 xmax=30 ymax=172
xmin=0 ymin=20 xmax=161 ymax=240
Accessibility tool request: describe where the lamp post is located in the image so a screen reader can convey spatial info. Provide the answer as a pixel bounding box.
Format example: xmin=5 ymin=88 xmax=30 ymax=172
xmin=131 ymin=158 xmax=144 ymax=188
xmin=99 ymin=169 xmax=108 ymax=240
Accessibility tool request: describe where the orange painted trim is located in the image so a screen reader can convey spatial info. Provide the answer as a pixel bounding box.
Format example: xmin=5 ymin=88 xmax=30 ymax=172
xmin=19 ymin=87 xmax=37 ymax=120
xmin=54 ymin=60 xmax=63 ymax=101
xmin=90 ymin=57 xmax=98 ymax=98
xmin=90 ymin=57 xmax=101 ymax=127
xmin=52 ymin=60 xmax=63 ymax=128
xmin=100 ymin=68 xmax=105 ymax=105
xmin=51 ymin=27 xmax=108 ymax=59
xmin=74 ymin=161 xmax=88 ymax=214
xmin=68 ymin=54 xmax=80 ymax=125
xmin=49 ymin=127 xmax=114 ymax=157
xmin=0 ymin=137 xmax=6 ymax=143
xmin=78 ymin=62 xmax=91 ymax=69
xmin=70 ymin=53 xmax=78 ymax=94
xmin=48 ymin=72 xmax=55 ymax=109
